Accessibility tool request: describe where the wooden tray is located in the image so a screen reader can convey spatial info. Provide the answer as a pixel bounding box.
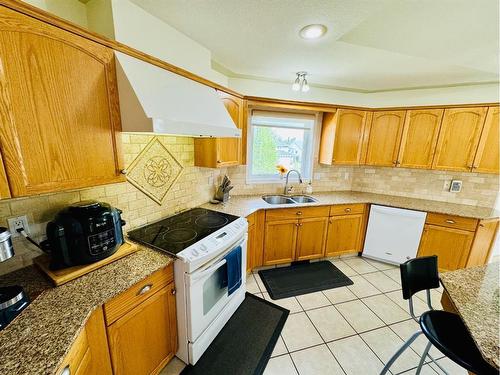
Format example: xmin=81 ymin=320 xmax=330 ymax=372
xmin=34 ymin=242 xmax=138 ymax=286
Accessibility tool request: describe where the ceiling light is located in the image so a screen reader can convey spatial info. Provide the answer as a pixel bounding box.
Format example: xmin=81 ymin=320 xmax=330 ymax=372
xmin=302 ymin=78 xmax=310 ymax=92
xmin=291 ymin=72 xmax=310 ymax=92
xmin=299 ymin=24 xmax=327 ymax=39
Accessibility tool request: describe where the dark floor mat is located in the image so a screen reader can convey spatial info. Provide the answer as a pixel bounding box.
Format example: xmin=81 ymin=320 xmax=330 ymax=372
xmin=181 ymin=293 xmax=289 ymax=375
xmin=259 ymin=261 xmax=354 ymax=299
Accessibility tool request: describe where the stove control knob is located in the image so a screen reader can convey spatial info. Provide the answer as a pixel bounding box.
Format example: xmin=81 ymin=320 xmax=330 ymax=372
xmin=200 ymin=244 xmax=208 ymax=252
xmin=191 ymin=249 xmax=199 ymax=256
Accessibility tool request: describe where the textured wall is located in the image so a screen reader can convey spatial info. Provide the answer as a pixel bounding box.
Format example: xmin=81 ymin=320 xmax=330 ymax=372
xmin=351 ymin=166 xmax=499 ymax=207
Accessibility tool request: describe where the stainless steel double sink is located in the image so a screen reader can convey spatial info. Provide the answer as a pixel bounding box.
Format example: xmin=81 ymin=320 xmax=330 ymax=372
xmin=262 ymin=194 xmax=318 ymax=205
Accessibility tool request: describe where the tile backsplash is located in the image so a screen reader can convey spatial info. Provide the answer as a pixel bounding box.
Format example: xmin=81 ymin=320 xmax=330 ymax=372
xmin=0 ymin=134 xmax=224 ymax=275
xmin=351 ymin=166 xmax=499 ymax=207
xmin=0 ymin=133 xmax=498 ymax=275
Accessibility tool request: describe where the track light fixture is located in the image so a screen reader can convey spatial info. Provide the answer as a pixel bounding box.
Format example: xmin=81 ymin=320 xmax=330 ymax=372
xmin=292 ymin=72 xmax=309 ymax=92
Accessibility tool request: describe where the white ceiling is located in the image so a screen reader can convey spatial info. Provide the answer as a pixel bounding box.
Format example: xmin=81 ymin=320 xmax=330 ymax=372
xmin=130 ymin=0 xmax=499 ymax=92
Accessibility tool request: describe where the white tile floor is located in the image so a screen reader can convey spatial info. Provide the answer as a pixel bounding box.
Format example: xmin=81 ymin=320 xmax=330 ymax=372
xmin=161 ymin=256 xmax=468 ymax=375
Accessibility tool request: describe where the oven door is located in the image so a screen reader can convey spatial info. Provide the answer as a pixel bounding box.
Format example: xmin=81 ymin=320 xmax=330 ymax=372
xmin=185 ymin=236 xmax=247 ymax=342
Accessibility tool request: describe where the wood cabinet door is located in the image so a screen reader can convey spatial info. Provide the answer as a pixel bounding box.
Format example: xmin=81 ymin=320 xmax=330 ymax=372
xmin=325 ymin=214 xmax=365 ymax=257
xmin=398 ymin=109 xmax=444 ymax=169
xmin=432 ymin=107 xmax=488 ymax=172
xmin=365 ymin=111 xmax=406 ymax=166
xmin=263 ymin=219 xmax=297 ymax=265
xmin=296 ymin=217 xmax=328 ymax=261
xmin=216 ymin=91 xmax=243 ymax=167
xmin=107 ymin=285 xmax=177 ymax=375
xmin=246 ymin=211 xmax=264 ymax=272
xmin=472 ymin=106 xmax=499 ymax=174
xmin=247 ymin=222 xmax=256 ymax=272
xmin=417 ymin=224 xmax=474 ymax=272
xmin=0 ymin=7 xmax=124 ymax=197
xmin=333 ymin=109 xmax=371 ymax=165
xmin=0 ymin=150 xmax=10 ymax=199
xmin=56 ymin=308 xmax=112 ymax=375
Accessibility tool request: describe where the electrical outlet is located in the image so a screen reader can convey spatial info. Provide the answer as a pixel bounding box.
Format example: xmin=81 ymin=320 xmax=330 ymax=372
xmin=7 ymin=215 xmax=30 ymax=237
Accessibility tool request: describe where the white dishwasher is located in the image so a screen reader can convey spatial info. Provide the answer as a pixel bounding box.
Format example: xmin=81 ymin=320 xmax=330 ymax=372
xmin=363 ymin=205 xmax=427 ymax=264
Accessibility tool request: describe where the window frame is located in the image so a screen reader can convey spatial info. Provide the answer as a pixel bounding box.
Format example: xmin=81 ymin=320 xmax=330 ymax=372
xmin=246 ymin=110 xmax=316 ymax=184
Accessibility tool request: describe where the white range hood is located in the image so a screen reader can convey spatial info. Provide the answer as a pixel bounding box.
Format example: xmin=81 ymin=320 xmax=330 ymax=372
xmin=115 ymin=51 xmax=241 ymax=137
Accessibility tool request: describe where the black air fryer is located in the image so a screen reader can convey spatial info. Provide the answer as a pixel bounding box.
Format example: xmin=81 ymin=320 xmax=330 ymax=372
xmin=45 ymin=201 xmax=125 ymax=270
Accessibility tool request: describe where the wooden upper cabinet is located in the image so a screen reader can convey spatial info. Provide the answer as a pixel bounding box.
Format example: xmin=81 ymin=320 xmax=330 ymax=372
xmin=194 ymin=91 xmax=244 ymax=168
xmin=364 ymin=110 xmax=406 ymax=166
xmin=432 ymin=107 xmax=488 ymax=172
xmin=397 ymin=109 xmax=444 ymax=169
xmin=216 ymin=91 xmax=244 ymax=166
xmin=319 ymin=109 xmax=371 ymax=165
xmin=0 ymin=7 xmax=124 ymax=197
xmin=0 ymin=150 xmax=10 ymax=199
xmin=472 ymin=106 xmax=499 ymax=174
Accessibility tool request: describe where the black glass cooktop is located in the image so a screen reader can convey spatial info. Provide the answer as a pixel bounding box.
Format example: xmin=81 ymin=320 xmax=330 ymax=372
xmin=127 ymin=208 xmax=239 ymax=256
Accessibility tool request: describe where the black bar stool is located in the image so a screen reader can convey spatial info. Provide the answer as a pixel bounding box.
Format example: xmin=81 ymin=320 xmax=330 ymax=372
xmin=380 ymin=256 xmax=498 ymax=375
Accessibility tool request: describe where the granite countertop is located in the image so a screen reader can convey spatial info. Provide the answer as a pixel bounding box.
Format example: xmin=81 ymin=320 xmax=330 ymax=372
xmin=201 ymin=191 xmax=499 ymax=220
xmin=440 ymin=263 xmax=500 ymax=369
xmin=0 ymin=246 xmax=173 ymax=375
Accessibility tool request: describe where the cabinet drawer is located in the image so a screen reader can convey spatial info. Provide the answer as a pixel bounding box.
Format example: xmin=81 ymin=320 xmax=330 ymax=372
xmin=104 ymin=264 xmax=174 ymax=325
xmin=266 ymin=206 xmax=330 ymax=221
xmin=425 ymin=213 xmax=478 ymax=232
xmin=330 ymin=204 xmax=366 ymax=216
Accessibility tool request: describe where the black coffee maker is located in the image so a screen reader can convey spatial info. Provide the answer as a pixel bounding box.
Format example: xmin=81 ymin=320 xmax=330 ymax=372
xmin=0 ymin=227 xmax=30 ymax=330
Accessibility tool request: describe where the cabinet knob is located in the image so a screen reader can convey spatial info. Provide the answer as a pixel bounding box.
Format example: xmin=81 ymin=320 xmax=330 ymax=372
xmin=344 ymin=208 xmax=351 ymax=213
xmin=217 ymin=160 xmax=222 ymax=164
xmin=137 ymin=284 xmax=153 ymax=296
xmin=445 ymin=219 xmax=456 ymax=224
xmin=467 ymin=165 xmax=473 ymax=169
xmin=296 ymin=211 xmax=302 ymax=216
xmin=60 ymin=366 xmax=71 ymax=375
xmin=171 ymin=288 xmax=176 ymax=295
xmin=120 ymin=169 xmax=128 ymax=175
xmin=295 ymin=223 xmax=300 ymax=227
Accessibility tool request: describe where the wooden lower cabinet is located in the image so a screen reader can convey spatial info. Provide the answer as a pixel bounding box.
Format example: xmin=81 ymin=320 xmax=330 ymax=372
xmin=246 ymin=211 xmax=264 ymax=272
xmin=417 ymin=213 xmax=499 ymax=272
xmin=418 ymin=225 xmax=474 ymax=272
xmin=263 ymin=219 xmax=298 ymax=265
xmin=325 ymin=214 xmax=366 ymax=257
xmin=296 ymin=217 xmax=328 ymax=261
xmin=107 ymin=284 xmax=177 ymax=375
xmin=56 ymin=308 xmax=112 ymax=375
xmin=59 ymin=265 xmax=177 ymax=375
xmin=263 ymin=207 xmax=330 ymax=265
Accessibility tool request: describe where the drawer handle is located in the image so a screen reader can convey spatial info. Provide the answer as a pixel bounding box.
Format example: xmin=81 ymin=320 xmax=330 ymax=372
xmin=61 ymin=366 xmax=71 ymax=375
xmin=137 ymin=284 xmax=153 ymax=296
xmin=445 ymin=220 xmax=456 ymax=224
xmin=296 ymin=211 xmax=302 ymax=215
xmin=344 ymin=208 xmax=351 ymax=213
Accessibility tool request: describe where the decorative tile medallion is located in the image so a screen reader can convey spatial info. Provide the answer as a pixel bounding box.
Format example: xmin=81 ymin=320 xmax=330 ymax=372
xmin=126 ymin=137 xmax=183 ymax=204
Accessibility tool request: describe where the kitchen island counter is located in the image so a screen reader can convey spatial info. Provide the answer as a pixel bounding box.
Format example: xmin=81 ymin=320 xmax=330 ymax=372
xmin=440 ymin=263 xmax=500 ymax=369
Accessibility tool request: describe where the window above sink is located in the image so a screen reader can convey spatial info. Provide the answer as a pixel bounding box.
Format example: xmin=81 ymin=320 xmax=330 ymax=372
xmin=247 ymin=111 xmax=316 ymax=183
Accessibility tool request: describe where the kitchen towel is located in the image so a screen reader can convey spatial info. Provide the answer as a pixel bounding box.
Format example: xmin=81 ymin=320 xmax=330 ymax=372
xmin=221 ymin=246 xmax=242 ymax=295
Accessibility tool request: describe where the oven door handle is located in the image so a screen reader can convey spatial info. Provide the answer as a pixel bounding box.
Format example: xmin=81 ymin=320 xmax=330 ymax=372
xmin=190 ymin=259 xmax=227 ymax=282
